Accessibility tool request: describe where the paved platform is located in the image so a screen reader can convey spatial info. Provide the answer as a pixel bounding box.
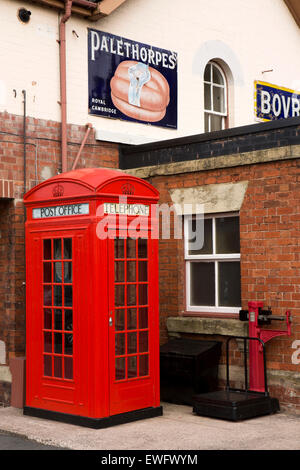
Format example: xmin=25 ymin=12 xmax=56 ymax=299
xmin=0 ymin=403 xmax=299 ymax=450
xmin=0 ymin=430 xmax=65 ymax=450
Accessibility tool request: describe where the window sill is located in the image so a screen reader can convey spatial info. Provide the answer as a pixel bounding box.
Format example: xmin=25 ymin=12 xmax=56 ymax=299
xmin=166 ymin=315 xmax=248 ymax=338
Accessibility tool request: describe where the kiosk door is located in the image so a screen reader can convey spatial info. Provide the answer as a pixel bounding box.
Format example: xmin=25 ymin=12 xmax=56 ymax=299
xmin=108 ymin=236 xmax=157 ymax=416
xmin=26 ymin=228 xmax=90 ymax=415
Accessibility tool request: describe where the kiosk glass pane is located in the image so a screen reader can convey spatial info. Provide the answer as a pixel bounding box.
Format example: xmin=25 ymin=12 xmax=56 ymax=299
xmin=139 ymin=355 xmax=149 ymax=377
xmin=54 ymin=309 xmax=62 ymax=330
xmin=127 ymin=261 xmax=136 ymax=282
xmin=64 ymin=334 xmax=73 ymax=355
xmin=54 ymin=239 xmax=62 ymax=260
xmin=138 ymin=285 xmax=148 ymax=305
xmin=127 ymin=284 xmax=136 ymax=306
xmin=115 ymin=262 xmax=125 ymax=282
xmin=139 ymin=331 xmax=148 ymax=353
xmin=42 ymin=237 xmax=74 ymax=380
xmin=64 ymin=262 xmax=72 ymax=283
xmin=54 ymin=356 xmax=62 ymax=378
xmin=113 ymin=237 xmax=150 ymax=382
xmin=127 ymin=332 xmax=137 ymax=354
xmin=54 ymin=285 xmax=62 ymax=306
xmin=63 ymin=239 xmax=72 ymax=259
xmin=127 ymin=239 xmax=136 ymax=259
xmin=64 ymin=309 xmax=72 ymax=331
xmin=138 ymin=238 xmax=147 ymax=258
xmin=115 ymin=358 xmax=126 ymax=380
xmin=44 ymin=309 xmax=52 ymax=329
xmin=44 ymin=332 xmax=52 ymax=353
xmin=114 ymin=239 xmax=124 ymax=259
xmin=115 ymin=309 xmax=125 ymax=331
xmin=54 ymin=262 xmax=63 ymax=283
xmin=115 ymin=285 xmax=125 ymax=306
xmin=127 ymin=308 xmax=137 ymax=330
xmin=44 ymin=355 xmax=52 ymax=376
xmin=139 ymin=308 xmax=148 ymax=329
xmin=43 ymin=239 xmax=52 ymax=260
xmin=64 ymin=285 xmax=72 ymax=307
xmin=138 ymin=261 xmax=148 ymax=281
xmin=43 ymin=263 xmax=52 ymax=283
xmin=44 ymin=286 xmax=52 ymax=306
xmin=128 ymin=356 xmax=137 ymax=378
xmin=54 ymin=333 xmax=62 ymax=354
xmin=115 ymin=333 xmax=125 ymax=356
xmin=64 ymin=357 xmax=73 ymax=380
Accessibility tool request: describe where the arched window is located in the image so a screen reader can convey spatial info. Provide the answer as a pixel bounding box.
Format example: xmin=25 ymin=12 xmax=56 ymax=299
xmin=204 ymin=62 xmax=227 ymax=132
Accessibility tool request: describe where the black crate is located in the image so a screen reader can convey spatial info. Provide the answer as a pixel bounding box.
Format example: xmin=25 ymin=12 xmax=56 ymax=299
xmin=160 ymin=338 xmax=222 ymax=405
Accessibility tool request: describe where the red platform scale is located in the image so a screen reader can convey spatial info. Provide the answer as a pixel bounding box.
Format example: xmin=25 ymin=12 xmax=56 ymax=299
xmin=193 ymin=301 xmax=292 ymax=421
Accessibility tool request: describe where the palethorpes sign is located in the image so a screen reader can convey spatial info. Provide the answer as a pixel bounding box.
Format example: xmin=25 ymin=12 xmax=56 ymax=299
xmin=255 ymin=80 xmax=300 ymax=121
xmin=88 ymin=28 xmax=178 ymax=128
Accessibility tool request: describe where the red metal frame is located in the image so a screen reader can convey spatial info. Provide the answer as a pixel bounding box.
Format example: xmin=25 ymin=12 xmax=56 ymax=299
xmin=247 ymin=301 xmax=291 ymax=393
xmin=24 ymin=168 xmax=160 ymax=421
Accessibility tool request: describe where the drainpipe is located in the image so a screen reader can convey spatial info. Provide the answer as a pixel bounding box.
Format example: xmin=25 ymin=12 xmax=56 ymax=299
xmin=72 ymin=123 xmax=93 ymax=170
xmin=22 ymin=90 xmax=27 ymax=198
xmin=59 ymin=0 xmax=73 ymax=173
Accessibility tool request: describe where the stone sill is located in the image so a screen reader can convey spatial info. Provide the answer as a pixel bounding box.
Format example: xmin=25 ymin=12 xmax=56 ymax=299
xmin=125 ymin=144 xmax=300 ymax=179
xmin=166 ymin=316 xmax=248 ymax=337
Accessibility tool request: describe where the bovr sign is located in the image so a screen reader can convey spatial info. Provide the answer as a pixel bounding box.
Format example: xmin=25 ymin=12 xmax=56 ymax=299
xmin=255 ymin=81 xmax=300 ymax=121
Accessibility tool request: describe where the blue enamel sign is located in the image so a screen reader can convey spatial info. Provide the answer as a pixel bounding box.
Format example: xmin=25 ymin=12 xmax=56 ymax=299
xmin=88 ymin=29 xmax=178 ymax=129
xmin=255 ymin=81 xmax=300 ymax=121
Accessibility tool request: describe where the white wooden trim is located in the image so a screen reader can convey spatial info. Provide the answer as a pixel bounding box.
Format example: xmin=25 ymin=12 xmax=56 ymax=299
xmin=185 ymin=213 xmax=241 ymax=313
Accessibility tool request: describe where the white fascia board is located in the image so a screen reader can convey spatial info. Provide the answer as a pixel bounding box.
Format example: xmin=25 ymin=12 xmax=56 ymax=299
xmin=95 ymin=128 xmax=158 ymax=145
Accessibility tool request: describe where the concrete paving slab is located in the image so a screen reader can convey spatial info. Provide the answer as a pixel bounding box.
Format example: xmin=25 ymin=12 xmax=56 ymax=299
xmin=0 ymin=430 xmax=66 ymax=450
xmin=0 ymin=403 xmax=299 ymax=450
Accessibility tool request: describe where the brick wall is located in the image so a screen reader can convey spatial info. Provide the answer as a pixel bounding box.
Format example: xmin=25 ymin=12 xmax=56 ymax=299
xmin=147 ymin=157 xmax=300 ymax=412
xmin=0 ymin=200 xmax=17 ymax=362
xmin=0 ymin=110 xmax=119 ymax=405
xmin=0 ymin=111 xmax=119 ymax=191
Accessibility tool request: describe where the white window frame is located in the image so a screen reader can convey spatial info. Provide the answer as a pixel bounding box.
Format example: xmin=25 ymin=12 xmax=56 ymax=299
xmin=184 ymin=212 xmax=241 ymax=314
xmin=204 ymin=61 xmax=227 ymax=132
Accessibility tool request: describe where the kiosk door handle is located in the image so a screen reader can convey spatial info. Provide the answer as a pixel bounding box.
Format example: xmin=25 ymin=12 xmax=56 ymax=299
xmin=109 ymin=316 xmax=113 ymax=327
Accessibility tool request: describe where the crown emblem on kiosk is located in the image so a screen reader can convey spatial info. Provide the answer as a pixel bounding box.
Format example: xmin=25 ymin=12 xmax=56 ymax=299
xmin=52 ymin=184 xmax=64 ymax=198
xmin=121 ymin=183 xmax=135 ymax=195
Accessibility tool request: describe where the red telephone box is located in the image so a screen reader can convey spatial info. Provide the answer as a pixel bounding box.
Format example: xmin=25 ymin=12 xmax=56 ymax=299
xmin=23 ymin=168 xmax=162 ymax=428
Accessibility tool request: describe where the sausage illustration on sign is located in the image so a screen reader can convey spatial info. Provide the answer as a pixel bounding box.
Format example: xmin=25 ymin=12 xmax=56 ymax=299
xmin=110 ymin=61 xmax=170 ymax=122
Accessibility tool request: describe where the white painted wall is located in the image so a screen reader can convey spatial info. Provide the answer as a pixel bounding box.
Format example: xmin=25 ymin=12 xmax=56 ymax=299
xmin=1 ymin=0 xmax=300 ymax=144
